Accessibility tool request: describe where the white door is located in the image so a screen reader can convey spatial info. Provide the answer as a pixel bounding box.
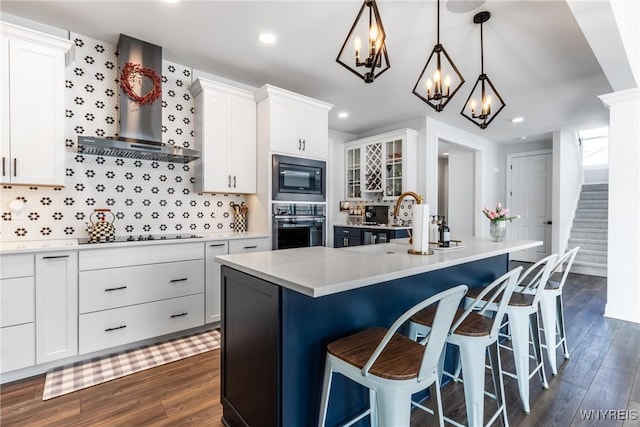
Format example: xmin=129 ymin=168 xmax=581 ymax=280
xmin=509 ymin=153 xmax=553 ymax=262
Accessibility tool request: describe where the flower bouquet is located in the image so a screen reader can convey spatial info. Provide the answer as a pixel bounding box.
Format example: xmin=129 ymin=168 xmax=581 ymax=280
xmin=481 ymin=203 xmax=520 ymax=241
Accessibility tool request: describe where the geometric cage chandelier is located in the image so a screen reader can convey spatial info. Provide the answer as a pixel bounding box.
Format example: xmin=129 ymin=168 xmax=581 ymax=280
xmin=336 ymin=0 xmax=390 ymax=83
xmin=460 ymin=11 xmax=506 ymax=129
xmin=412 ymin=0 xmax=465 ymax=112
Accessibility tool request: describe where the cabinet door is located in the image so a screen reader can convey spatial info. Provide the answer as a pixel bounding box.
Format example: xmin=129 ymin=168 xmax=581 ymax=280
xmin=196 ymin=90 xmax=231 ymax=192
xmin=205 ymin=241 xmax=228 ymax=323
xmin=8 ymin=37 xmax=66 ymax=186
xmin=1 ymin=323 xmax=35 ymax=373
xmin=1 ymin=35 xmax=10 ymax=184
xmin=230 ymin=95 xmax=256 ymax=193
xmin=363 ymin=142 xmax=383 ymax=193
xmin=36 ymin=251 xmax=78 ymax=363
xmin=345 ymin=146 xmax=362 ymax=199
xmin=298 ymin=103 xmax=328 ymax=159
xmin=269 ymin=97 xmax=302 ymax=156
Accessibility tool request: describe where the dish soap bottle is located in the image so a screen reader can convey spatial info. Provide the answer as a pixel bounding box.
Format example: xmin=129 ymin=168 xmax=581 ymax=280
xmin=438 ymin=217 xmax=450 ymax=247
xmin=429 ymin=215 xmax=439 ymax=244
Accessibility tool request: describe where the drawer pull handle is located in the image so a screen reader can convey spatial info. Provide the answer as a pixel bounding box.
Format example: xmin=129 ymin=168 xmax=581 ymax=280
xmin=343 ymin=230 xmax=350 ymax=234
xmin=105 ymin=286 xmax=127 ymax=292
xmin=209 ymin=243 xmax=226 ymax=247
xmin=42 ymin=255 xmax=70 ymax=259
xmin=170 ymin=312 xmax=188 ymax=318
xmin=13 ymin=158 xmax=17 ymax=177
xmin=243 ymin=245 xmax=258 ymax=249
xmin=170 ymin=278 xmax=188 ymax=283
xmin=105 ymin=325 xmax=127 ymax=332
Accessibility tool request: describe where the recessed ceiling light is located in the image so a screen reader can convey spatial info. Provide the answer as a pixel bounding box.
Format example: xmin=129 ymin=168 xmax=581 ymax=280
xmin=338 ymin=112 xmax=349 ymax=119
xmin=442 ymin=152 xmax=450 ymax=156
xmin=519 ymin=136 xmax=528 ymax=140
xmin=511 ymin=117 xmax=525 ymax=123
xmin=165 ymin=0 xmax=179 ymax=3
xmin=258 ymin=33 xmax=276 ymax=44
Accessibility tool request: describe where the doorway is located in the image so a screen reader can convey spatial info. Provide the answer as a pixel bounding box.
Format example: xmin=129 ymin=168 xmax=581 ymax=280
xmin=507 ymin=151 xmax=553 ymax=262
xmin=438 ymin=141 xmax=477 ymax=238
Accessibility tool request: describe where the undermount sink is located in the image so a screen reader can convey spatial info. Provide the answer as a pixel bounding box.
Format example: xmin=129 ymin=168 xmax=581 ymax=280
xmin=340 ymin=242 xmax=411 ymax=255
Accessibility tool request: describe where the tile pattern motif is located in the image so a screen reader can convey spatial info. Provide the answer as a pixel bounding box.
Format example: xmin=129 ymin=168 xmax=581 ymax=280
xmin=42 ymin=329 xmax=220 ymax=400
xmin=1 ymin=33 xmax=245 ymax=241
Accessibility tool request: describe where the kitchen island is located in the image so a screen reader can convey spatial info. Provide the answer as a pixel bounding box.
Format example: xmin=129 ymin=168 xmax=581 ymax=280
xmin=215 ymin=238 xmax=541 ymax=427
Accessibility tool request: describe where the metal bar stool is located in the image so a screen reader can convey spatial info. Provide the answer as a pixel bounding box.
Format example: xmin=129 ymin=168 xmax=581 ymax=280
xmin=540 ymin=246 xmax=579 ymax=375
xmin=466 ymin=254 xmax=558 ymax=414
xmin=317 ymin=285 xmax=467 ymax=427
xmin=408 ymin=267 xmax=522 ymax=427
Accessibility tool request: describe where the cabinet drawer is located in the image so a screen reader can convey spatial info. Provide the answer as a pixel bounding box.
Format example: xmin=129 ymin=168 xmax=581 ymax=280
xmin=1 ymin=323 xmax=35 ymax=373
xmin=79 ymin=294 xmax=204 ymax=354
xmin=334 ymin=227 xmax=362 ymax=238
xmin=0 ymin=254 xmax=34 ymax=279
xmin=228 ymin=238 xmax=270 ymax=253
xmin=0 ymin=277 xmax=34 ymax=327
xmin=79 ymin=243 xmax=204 ymax=271
xmin=79 ymin=260 xmax=204 ymax=314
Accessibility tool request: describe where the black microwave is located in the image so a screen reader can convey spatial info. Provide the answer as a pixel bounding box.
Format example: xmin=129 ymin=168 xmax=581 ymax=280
xmin=272 ymin=154 xmax=326 ymax=202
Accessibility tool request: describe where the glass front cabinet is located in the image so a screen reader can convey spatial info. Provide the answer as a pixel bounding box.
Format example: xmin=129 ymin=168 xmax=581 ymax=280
xmin=344 ymin=129 xmax=418 ymax=201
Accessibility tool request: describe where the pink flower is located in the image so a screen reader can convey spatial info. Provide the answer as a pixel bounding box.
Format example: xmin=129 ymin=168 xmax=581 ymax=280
xmin=489 ymin=212 xmax=496 ymax=219
xmin=497 ymin=202 xmax=502 ymax=209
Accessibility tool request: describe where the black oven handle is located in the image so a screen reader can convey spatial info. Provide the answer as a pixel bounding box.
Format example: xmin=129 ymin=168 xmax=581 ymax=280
xmin=273 ymin=216 xmax=326 ymax=221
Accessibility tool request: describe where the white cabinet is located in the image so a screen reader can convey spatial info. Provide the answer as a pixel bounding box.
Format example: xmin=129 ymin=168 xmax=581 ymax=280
xmin=344 ymin=129 xmax=418 ymax=201
xmin=190 ymin=78 xmax=256 ymax=194
xmin=205 ymin=237 xmax=270 ymax=324
xmin=35 ymin=251 xmax=78 ymax=364
xmin=78 ymin=243 xmax=204 ymax=354
xmin=205 ymin=241 xmax=228 ymax=323
xmin=0 ymin=253 xmax=35 ymax=373
xmin=1 ymin=22 xmax=73 ymax=186
xmin=256 ymin=84 xmax=333 ymax=160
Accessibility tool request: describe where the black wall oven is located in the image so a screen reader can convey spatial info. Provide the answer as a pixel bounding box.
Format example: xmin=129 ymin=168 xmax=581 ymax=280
xmin=272 ymin=154 xmax=326 ymax=202
xmin=272 ymin=203 xmax=326 ymax=250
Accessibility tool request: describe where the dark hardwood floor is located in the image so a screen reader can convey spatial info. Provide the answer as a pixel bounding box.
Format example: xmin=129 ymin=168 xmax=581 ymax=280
xmin=2 ymin=266 xmax=639 ymax=426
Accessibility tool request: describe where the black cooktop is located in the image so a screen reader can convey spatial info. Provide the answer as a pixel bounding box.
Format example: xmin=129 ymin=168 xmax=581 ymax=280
xmin=77 ymin=234 xmax=204 ymax=244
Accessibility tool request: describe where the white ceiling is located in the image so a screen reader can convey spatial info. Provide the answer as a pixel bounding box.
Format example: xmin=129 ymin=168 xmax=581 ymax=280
xmin=1 ymin=0 xmax=616 ymax=143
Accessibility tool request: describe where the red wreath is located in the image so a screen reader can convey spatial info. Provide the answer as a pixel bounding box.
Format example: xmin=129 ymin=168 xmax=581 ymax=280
xmin=119 ymin=62 xmax=162 ymax=105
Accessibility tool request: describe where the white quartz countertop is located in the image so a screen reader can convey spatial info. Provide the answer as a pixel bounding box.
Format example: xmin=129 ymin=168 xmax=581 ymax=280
xmin=0 ymin=232 xmax=269 ymax=254
xmin=215 ymin=237 xmax=542 ymax=298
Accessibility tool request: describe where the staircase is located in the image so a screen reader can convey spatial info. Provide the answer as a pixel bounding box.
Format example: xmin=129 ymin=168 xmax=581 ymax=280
xmin=567 ymin=183 xmax=608 ymax=277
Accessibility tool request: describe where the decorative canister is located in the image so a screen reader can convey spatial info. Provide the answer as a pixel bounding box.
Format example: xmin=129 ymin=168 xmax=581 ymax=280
xmin=86 ymin=208 xmax=116 ymax=243
xmin=233 ymin=213 xmax=247 ymax=233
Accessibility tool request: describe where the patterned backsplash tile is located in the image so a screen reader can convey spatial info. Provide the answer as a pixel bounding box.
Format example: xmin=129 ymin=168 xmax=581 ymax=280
xmin=1 ymin=33 xmax=245 ymax=242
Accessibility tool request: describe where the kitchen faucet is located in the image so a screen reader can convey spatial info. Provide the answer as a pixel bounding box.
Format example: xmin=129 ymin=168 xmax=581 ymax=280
xmin=392 ymin=191 xmax=424 ymax=245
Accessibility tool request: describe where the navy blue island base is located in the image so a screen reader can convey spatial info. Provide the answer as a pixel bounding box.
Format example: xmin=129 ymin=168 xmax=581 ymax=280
xmin=220 ymin=254 xmax=508 ymax=427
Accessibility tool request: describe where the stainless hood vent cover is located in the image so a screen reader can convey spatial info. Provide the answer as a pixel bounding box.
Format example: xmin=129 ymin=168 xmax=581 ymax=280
xmin=77 ymin=35 xmax=200 ymax=163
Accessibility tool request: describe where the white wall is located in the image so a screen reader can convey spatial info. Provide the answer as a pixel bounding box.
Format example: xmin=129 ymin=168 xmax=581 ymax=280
xmin=600 ymin=88 xmax=640 ymax=324
xmin=551 ymin=131 xmax=583 ymax=257
xmin=328 ymin=129 xmax=356 ymax=247
xmin=447 ymin=147 xmax=475 ymax=237
xmin=438 ymin=157 xmax=448 ymax=219
xmin=424 ymin=117 xmax=504 ymax=237
xmin=584 ymin=167 xmax=609 ymax=184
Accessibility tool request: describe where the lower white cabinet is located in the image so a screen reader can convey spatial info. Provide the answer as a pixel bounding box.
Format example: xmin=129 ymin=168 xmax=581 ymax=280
xmin=0 ymin=253 xmax=35 ymax=373
xmin=78 ymin=243 xmax=205 ymax=355
xmin=35 ymin=251 xmax=78 ymax=364
xmin=205 ymin=237 xmax=270 ymax=324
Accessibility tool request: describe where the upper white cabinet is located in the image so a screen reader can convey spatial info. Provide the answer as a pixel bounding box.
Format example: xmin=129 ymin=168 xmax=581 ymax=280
xmin=190 ymin=78 xmax=257 ymax=194
xmin=255 ymin=84 xmax=333 ymax=160
xmin=1 ymin=23 xmax=73 ymax=186
xmin=344 ymin=129 xmax=418 ymax=201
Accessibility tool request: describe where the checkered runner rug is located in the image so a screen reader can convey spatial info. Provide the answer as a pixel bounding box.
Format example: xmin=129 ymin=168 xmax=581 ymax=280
xmin=42 ymin=329 xmax=220 ymax=400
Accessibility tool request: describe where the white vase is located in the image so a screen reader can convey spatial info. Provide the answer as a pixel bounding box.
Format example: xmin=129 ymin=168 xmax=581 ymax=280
xmin=490 ymin=220 xmax=507 ymax=242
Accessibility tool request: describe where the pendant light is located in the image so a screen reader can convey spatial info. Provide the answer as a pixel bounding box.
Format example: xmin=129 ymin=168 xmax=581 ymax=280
xmin=461 ymin=11 xmax=505 ymax=129
xmin=412 ymin=0 xmax=464 ymax=112
xmin=336 ymin=0 xmax=390 ymax=83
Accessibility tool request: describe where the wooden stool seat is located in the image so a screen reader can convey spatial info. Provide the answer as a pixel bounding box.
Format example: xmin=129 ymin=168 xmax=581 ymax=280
xmin=327 ymin=327 xmax=423 ymax=380
xmin=466 ymin=286 xmax=535 ymax=307
xmin=411 ymin=306 xmax=493 ymax=337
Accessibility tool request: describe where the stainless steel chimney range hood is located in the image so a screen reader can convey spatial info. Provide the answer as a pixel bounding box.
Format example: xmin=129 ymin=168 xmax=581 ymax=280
xmin=77 ymin=35 xmax=200 ymax=164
